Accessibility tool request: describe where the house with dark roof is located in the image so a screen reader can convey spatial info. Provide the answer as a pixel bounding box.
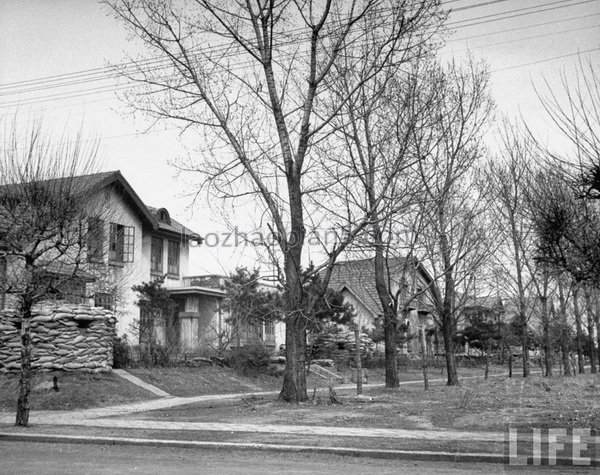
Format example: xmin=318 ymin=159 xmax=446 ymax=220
xmin=0 ymin=170 xmax=226 ymax=352
xmin=328 ymin=257 xmax=438 ymax=355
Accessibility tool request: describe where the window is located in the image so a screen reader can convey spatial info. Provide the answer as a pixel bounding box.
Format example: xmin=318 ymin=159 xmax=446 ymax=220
xmin=87 ymin=217 xmax=104 ymax=262
xmin=109 ymin=223 xmax=134 ymax=263
xmin=94 ymin=292 xmax=115 ymax=311
xmin=51 ymin=281 xmax=86 ymax=304
xmin=151 ymin=237 xmax=163 ymax=274
xmin=167 ymin=240 xmax=179 ymax=276
xmin=240 ymin=320 xmax=263 ymax=340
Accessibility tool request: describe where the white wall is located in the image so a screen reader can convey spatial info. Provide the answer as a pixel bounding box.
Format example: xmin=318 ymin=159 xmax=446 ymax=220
xmin=86 ymin=186 xmax=146 ymax=337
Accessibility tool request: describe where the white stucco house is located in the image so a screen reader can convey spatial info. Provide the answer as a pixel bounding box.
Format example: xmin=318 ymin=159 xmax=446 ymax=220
xmin=0 ymin=170 xmax=227 ymax=353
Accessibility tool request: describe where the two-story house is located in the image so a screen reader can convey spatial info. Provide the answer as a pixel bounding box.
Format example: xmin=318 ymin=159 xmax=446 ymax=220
xmin=0 ymin=170 xmax=226 ymax=353
xmin=327 ymin=257 xmax=437 ymax=355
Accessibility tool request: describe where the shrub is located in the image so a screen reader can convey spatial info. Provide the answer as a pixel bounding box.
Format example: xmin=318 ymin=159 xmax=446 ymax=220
xmin=224 ymin=341 xmax=271 ymax=375
xmin=137 ymin=343 xmax=172 ymax=367
xmin=112 ymin=335 xmax=132 ymax=369
xmin=362 ymin=350 xmax=385 ymax=368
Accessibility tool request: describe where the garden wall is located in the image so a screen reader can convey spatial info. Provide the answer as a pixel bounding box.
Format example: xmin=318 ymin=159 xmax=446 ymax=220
xmin=0 ymin=303 xmax=115 ymax=372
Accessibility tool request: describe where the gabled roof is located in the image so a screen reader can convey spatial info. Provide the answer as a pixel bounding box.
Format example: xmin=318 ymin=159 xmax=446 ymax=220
xmin=327 ymin=257 xmax=432 ymax=318
xmin=71 ymin=170 xmax=157 ymax=228
xmin=328 ymin=259 xmax=384 ymax=317
xmin=1 ymin=170 xmax=201 ymax=240
xmin=462 ymin=295 xmax=503 ymax=310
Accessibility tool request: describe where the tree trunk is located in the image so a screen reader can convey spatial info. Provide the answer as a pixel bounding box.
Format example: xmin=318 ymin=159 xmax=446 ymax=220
xmin=539 ymin=353 xmax=545 ymax=374
xmin=371 ymin=212 xmax=398 ymax=389
xmin=442 ymin=317 xmax=458 ymax=385
xmin=541 ymin=297 xmax=553 ymax=377
xmin=507 ymin=345 xmax=513 ymax=378
xmin=588 ymin=322 xmax=596 ymax=374
xmin=15 ymin=303 xmax=33 ymax=426
xmin=560 ymin=337 xmax=571 ymax=376
xmin=584 ymin=288 xmax=597 ymax=373
xmin=521 ymin=315 xmax=530 ymax=377
xmin=279 ymin=312 xmax=307 ymax=402
xmin=420 ymin=327 xmax=429 ymax=390
xmin=510 ymin=207 xmax=529 ymax=378
xmin=383 ymin=309 xmax=398 ymax=388
xmin=572 ymin=287 xmax=585 ymax=374
xmin=279 ymin=179 xmax=308 ymax=403
xmin=558 ymin=280 xmax=571 ymax=376
xmin=354 ymin=326 xmax=362 ymax=396
xmin=485 ymin=338 xmax=491 ymax=379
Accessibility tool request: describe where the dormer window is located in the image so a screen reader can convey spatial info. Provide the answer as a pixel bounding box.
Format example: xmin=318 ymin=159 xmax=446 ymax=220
xmin=157 ymin=208 xmax=171 ymax=225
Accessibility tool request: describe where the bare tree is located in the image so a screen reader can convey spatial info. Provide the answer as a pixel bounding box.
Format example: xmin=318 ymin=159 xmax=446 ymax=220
xmin=321 ymin=30 xmax=444 ymax=386
xmin=485 ymin=122 xmax=540 ymax=377
xmin=413 ymin=57 xmax=494 ymax=386
xmin=535 ymin=58 xmax=600 ymax=198
xmin=0 ymin=117 xmax=101 ymax=426
xmin=106 ymin=0 xmax=446 ymax=401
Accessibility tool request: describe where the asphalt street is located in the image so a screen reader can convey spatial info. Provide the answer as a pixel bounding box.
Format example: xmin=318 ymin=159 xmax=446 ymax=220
xmin=0 ymin=441 xmax=587 ymax=474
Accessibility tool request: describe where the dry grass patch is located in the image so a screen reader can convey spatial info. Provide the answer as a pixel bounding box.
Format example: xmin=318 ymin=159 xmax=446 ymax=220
xmin=126 ymin=366 xmax=282 ymax=397
xmin=0 ymin=371 xmax=156 ymax=412
xmin=125 ymin=373 xmax=600 ymax=433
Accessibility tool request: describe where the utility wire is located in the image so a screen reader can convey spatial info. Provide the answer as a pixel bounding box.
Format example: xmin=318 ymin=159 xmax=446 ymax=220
xmin=0 ymin=0 xmax=592 ymax=96
xmin=491 ymin=46 xmax=600 ymax=72
xmin=1 ymin=0 xmax=597 ymax=109
xmin=451 ymin=11 xmax=599 ymax=42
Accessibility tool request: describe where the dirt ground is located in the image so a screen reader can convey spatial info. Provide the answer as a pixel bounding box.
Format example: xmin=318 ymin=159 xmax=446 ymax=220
xmin=125 ymin=372 xmax=600 ymax=433
xmin=3 ymin=364 xmax=599 ymax=435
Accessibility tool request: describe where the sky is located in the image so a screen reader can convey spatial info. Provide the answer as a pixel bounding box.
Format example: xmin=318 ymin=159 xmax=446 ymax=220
xmin=0 ymin=0 xmax=599 ymax=277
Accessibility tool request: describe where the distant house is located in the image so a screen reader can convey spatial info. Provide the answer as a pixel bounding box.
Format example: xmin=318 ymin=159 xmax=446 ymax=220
xmin=203 ymin=274 xmax=280 ymax=351
xmin=327 ymin=257 xmax=438 ymax=355
xmin=0 ymin=170 xmax=227 ymax=353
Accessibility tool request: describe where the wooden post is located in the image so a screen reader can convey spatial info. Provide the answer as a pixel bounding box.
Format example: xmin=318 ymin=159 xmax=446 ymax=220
xmin=420 ymin=327 xmax=429 ymax=390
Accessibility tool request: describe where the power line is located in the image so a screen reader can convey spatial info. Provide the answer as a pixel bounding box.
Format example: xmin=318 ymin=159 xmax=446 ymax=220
xmin=6 ymin=47 xmax=598 ymax=150
xmin=491 ymin=46 xmax=600 ymax=72
xmin=1 ymin=0 xmax=597 ymax=109
xmin=1 ymin=0 xmax=591 ymax=97
xmin=1 ymin=1 xmax=472 ymax=92
xmin=447 ymin=0 xmax=598 ymax=29
xmin=451 ymin=11 xmax=599 ymax=42
xmin=452 ymin=23 xmax=598 ymax=51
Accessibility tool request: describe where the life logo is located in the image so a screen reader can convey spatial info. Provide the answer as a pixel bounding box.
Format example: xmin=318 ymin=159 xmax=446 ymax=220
xmin=505 ymin=427 xmax=599 ymax=466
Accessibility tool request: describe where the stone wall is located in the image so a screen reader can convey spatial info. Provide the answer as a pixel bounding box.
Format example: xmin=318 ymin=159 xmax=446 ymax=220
xmin=0 ymin=303 xmax=115 ymax=372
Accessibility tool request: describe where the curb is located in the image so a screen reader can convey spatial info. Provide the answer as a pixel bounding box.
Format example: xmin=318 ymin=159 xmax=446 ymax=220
xmin=0 ymin=431 xmax=504 ymax=464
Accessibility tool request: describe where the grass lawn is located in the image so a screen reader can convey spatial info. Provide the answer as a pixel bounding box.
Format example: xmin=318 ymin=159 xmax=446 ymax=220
xmin=126 ymin=366 xmax=282 ymax=397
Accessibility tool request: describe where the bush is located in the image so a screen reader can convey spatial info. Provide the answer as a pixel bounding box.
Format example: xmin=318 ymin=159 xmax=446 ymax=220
xmin=362 ymin=350 xmax=385 ymax=368
xmin=112 ymin=335 xmax=132 ymax=369
xmin=137 ymin=343 xmax=172 ymax=367
xmin=224 ymin=341 xmax=271 ymax=375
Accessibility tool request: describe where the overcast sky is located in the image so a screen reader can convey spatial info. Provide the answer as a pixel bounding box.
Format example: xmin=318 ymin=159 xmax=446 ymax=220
xmin=1 ymin=0 xmax=599 ymax=276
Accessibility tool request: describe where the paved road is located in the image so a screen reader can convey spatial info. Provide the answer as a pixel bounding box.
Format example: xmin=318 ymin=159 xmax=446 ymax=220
xmin=0 ymin=441 xmax=575 ymax=475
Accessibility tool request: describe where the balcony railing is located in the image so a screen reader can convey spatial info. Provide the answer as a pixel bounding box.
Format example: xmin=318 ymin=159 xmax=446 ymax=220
xmin=181 ymin=275 xmax=225 ymax=289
